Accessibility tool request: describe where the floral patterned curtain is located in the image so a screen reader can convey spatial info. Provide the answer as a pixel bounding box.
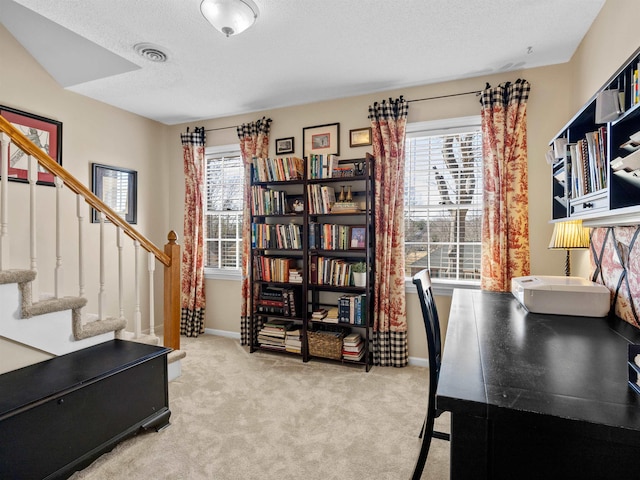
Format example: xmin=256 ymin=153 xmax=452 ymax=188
xmin=480 ymin=79 xmax=531 ymax=291
xmin=368 ymin=97 xmax=409 ymax=367
xmin=238 ymin=117 xmax=272 ymax=345
xmin=181 ymin=126 xmax=206 ymax=336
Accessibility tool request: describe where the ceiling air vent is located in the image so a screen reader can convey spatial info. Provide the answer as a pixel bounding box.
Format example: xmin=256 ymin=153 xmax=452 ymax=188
xmin=134 ymin=43 xmax=168 ymax=63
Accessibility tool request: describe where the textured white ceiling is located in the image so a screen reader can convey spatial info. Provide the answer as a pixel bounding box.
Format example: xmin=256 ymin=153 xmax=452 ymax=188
xmin=1 ymin=0 xmax=606 ymax=125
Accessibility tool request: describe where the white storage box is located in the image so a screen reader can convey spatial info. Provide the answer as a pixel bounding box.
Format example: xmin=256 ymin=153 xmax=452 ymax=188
xmin=511 ymin=276 xmax=610 ymax=317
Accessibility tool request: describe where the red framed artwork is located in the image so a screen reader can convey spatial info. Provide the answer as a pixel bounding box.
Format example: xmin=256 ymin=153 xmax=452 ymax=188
xmin=0 ymin=105 xmax=62 ymax=186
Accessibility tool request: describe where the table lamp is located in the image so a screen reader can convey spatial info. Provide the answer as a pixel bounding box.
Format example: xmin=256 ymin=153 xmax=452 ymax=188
xmin=548 ymin=219 xmax=591 ymax=276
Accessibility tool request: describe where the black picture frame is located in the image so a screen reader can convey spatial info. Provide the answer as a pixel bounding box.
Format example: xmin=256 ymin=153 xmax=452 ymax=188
xmin=275 ymin=137 xmax=295 ymax=155
xmin=0 ymin=105 xmax=62 ymax=187
xmin=91 ymin=163 xmax=137 ymax=224
xmin=303 ymin=122 xmax=340 ymax=159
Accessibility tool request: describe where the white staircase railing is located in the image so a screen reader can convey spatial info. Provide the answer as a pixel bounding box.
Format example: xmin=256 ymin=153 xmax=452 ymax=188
xmin=0 ymin=115 xmax=181 ymax=351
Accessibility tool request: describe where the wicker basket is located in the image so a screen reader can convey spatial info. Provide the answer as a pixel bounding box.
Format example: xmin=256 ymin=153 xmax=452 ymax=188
xmin=307 ymin=330 xmax=345 ymax=360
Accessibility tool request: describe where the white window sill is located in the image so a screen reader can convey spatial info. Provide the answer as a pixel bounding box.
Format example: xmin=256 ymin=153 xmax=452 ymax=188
xmin=404 ymin=278 xmax=480 ymax=296
xmin=205 ymin=268 xmax=242 ymax=281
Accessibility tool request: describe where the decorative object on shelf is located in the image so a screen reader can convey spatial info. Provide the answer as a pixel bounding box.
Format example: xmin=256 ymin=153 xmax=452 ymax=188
xmin=0 ymin=104 xmax=62 ymax=187
xmin=91 ymin=163 xmax=137 ymax=224
xmin=200 ymin=0 xmax=259 ymax=37
xmin=349 ymin=127 xmax=372 ymax=147
xmin=303 ymin=123 xmax=339 ymax=159
xmin=352 ymin=261 xmax=367 ymax=287
xmin=275 ymin=137 xmax=294 ymax=155
xmin=548 ymin=219 xmax=590 ymax=276
xmin=338 ymin=185 xmax=346 ymax=202
xmin=345 ymin=185 xmax=353 ymax=202
xmin=292 ymin=198 xmax=304 ymax=213
xmin=350 ymin=227 xmax=366 ymax=249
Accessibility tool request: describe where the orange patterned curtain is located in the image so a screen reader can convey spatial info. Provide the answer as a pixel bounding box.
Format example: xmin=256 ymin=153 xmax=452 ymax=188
xmin=238 ymin=117 xmax=272 ymax=345
xmin=181 ymin=126 xmax=206 ymax=336
xmin=480 ymin=80 xmax=531 ymax=291
xmin=368 ymin=97 xmax=409 ymax=367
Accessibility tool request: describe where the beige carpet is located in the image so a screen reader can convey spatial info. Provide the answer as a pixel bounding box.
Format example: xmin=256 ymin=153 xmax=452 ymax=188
xmin=70 ymin=334 xmax=450 ymax=480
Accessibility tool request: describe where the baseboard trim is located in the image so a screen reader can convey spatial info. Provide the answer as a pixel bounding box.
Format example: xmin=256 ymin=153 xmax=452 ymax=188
xmin=408 ymin=356 xmax=428 ymax=368
xmin=204 ymin=328 xmax=241 ymax=340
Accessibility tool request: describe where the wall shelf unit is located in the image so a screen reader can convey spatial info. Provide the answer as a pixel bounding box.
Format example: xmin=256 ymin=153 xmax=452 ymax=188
xmin=550 ymin=46 xmax=640 ymax=227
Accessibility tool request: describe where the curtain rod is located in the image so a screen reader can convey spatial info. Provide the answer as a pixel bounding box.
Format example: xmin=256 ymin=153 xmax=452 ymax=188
xmin=202 ymin=89 xmax=482 ymax=132
xmin=407 ymin=90 xmax=482 ymax=103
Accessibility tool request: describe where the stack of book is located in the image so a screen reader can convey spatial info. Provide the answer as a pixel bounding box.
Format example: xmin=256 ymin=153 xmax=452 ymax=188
xmin=285 ymin=328 xmax=302 ymax=354
xmin=289 ymin=268 xmax=303 ymax=284
xmin=342 ymin=333 xmax=364 ymax=361
xmin=257 ymin=319 xmax=294 ymax=350
xmin=256 ymin=287 xmax=298 ymax=317
xmin=324 ymin=306 xmax=339 ymax=324
xmin=311 ymin=308 xmax=328 ymax=321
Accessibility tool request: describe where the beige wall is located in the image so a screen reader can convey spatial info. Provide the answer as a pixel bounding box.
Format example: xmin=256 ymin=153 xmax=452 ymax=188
xmin=165 ymin=63 xmax=576 ymax=360
xmin=3 ymin=0 xmax=637 ymax=362
xmin=0 ymin=25 xmax=172 ymax=336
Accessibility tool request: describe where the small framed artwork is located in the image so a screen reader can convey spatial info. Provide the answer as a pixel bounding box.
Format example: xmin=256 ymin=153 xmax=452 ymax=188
xmin=0 ymin=105 xmax=62 ymax=186
xmin=275 ymin=137 xmax=295 ymax=155
xmin=350 ymin=226 xmax=366 ymax=249
xmin=91 ymin=163 xmax=137 ymax=224
xmin=303 ymin=122 xmax=340 ymax=159
xmin=349 ymin=127 xmax=372 ymax=148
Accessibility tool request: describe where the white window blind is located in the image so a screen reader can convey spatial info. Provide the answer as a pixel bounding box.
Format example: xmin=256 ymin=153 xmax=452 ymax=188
xmin=404 ymin=118 xmax=483 ymax=283
xmin=205 ymin=149 xmax=244 ymax=271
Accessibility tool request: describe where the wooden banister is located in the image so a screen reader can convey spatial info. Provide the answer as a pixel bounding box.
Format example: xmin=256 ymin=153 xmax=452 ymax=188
xmin=163 ymin=231 xmax=181 ymax=350
xmin=0 ymin=115 xmax=169 ymax=266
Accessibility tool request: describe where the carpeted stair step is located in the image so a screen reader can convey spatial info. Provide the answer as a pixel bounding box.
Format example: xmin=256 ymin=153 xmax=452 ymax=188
xmin=168 ymin=349 xmax=186 ymax=364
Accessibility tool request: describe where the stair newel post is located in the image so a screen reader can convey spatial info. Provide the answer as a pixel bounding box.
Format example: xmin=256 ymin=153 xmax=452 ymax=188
xmin=117 ymin=227 xmax=125 ymax=322
xmin=163 ymin=231 xmax=180 ymax=350
xmin=54 ymin=176 xmax=64 ymax=298
xmin=28 ymin=154 xmax=38 ymax=301
xmin=134 ymin=239 xmax=142 ymax=338
xmin=0 ymin=133 xmax=9 ymax=270
xmin=76 ymin=195 xmax=85 ymax=298
xmin=98 ymin=211 xmax=106 ymax=320
xmin=147 ymin=251 xmax=157 ymax=340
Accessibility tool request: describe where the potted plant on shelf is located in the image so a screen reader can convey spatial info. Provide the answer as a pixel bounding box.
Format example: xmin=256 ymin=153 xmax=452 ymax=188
xmin=352 ymin=262 xmax=367 ymax=287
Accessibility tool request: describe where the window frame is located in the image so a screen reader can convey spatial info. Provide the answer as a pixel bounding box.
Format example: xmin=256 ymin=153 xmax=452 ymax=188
xmin=404 ymin=116 xmax=483 ymax=296
xmin=204 ymin=143 xmax=244 ymax=281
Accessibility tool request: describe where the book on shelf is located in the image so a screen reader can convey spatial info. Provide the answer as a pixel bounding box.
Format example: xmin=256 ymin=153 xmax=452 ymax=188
xmin=252 ymin=157 xmax=304 ymax=182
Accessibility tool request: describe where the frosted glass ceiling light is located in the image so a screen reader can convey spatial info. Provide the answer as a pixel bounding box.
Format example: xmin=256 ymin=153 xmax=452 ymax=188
xmin=200 ymin=0 xmax=259 ymax=37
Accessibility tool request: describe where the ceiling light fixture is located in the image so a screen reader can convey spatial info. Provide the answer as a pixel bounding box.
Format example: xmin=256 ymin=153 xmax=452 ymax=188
xmin=200 ymin=0 xmax=259 ymax=37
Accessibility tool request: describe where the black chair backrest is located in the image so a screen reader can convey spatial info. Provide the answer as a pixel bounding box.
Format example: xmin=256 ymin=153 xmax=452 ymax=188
xmin=412 ymin=269 xmax=442 ymax=382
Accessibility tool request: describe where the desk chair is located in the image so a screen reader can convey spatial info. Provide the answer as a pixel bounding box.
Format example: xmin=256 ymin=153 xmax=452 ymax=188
xmin=411 ymin=269 xmax=450 ymax=480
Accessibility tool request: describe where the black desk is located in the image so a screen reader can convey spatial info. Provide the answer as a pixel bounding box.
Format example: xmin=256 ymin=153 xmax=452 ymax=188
xmin=437 ymin=289 xmax=640 ymax=480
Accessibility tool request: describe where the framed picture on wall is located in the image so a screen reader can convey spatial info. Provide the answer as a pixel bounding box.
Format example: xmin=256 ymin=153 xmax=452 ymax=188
xmin=0 ymin=105 xmax=62 ymax=187
xmin=275 ymin=137 xmax=294 ymax=155
xmin=303 ymin=122 xmax=339 ymax=159
xmin=349 ymin=127 xmax=372 ymax=147
xmin=91 ymin=163 xmax=138 ymax=224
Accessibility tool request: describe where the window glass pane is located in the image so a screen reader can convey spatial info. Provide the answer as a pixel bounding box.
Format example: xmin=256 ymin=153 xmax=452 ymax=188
xmin=404 ymin=126 xmax=482 ymax=282
xmin=205 ymin=150 xmax=243 ymax=270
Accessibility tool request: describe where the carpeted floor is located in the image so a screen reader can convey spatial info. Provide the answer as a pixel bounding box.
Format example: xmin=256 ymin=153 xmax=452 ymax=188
xmin=70 ymin=334 xmax=450 ymax=479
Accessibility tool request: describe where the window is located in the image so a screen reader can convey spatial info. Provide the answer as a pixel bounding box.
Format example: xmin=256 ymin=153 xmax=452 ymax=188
xmin=404 ymin=116 xmax=483 ymax=284
xmin=204 ymin=145 xmax=244 ymax=275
